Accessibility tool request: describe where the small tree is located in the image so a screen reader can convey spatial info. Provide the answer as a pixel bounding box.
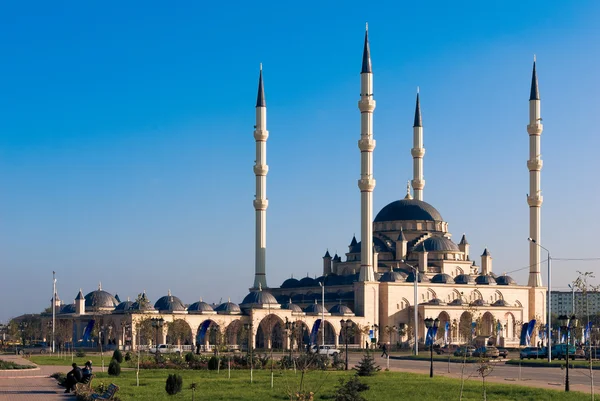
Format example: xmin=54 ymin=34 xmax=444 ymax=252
xmin=108 ymin=359 xmax=121 ymax=376
xmin=112 ymin=349 xmax=123 ymax=364
xmin=334 ymin=376 xmax=369 ymax=401
xmin=353 ymin=351 xmax=381 ymax=377
xmin=165 ymin=373 xmax=183 ymax=395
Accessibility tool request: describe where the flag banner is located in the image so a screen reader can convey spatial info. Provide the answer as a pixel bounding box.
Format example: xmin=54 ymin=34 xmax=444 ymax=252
xmin=309 ymin=319 xmax=321 ymax=346
xmin=585 ymin=322 xmax=592 ymax=343
xmin=444 ymin=321 xmax=450 ymax=345
xmin=471 ymin=322 xmax=476 ymax=338
xmin=197 ymin=320 xmax=212 ymax=345
xmin=425 ymin=327 xmax=433 ymax=346
xmin=519 ymin=323 xmax=529 ymax=346
xmin=526 ymin=319 xmax=536 ymax=346
xmin=82 ymin=320 xmax=95 ymax=343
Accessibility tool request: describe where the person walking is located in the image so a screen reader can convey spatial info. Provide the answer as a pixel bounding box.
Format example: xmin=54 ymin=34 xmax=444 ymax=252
xmin=381 ymin=343 xmax=388 ymax=358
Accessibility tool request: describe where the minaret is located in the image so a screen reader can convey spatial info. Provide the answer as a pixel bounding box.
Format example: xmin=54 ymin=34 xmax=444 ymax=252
xmin=411 ymin=90 xmax=425 ymax=201
xmin=253 ymin=64 xmax=269 ymax=289
xmin=358 ymin=24 xmax=376 ymax=282
xmin=527 ymin=58 xmax=543 ymax=287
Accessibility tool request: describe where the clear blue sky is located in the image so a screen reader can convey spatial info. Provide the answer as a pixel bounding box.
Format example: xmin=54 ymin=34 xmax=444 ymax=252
xmin=1 ymin=1 xmax=599 ymax=322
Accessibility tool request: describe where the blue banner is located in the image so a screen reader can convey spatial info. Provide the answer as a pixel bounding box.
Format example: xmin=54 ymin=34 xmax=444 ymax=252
xmin=526 ymin=319 xmax=536 ymax=346
xmin=197 ymin=320 xmax=212 ymax=345
xmin=82 ymin=320 xmax=95 ymax=343
xmin=519 ymin=323 xmax=529 ymax=346
xmin=425 ymin=326 xmax=439 ymax=346
xmin=444 ymin=321 xmax=450 ymax=345
xmin=309 ymin=319 xmax=321 ymax=346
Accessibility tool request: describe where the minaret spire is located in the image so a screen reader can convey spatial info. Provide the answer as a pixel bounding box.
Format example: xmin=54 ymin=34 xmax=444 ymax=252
xmin=253 ymin=65 xmax=269 ymax=289
xmin=358 ymin=24 xmax=376 ymax=282
xmin=527 ymin=57 xmax=543 ymax=289
xmin=411 ymin=89 xmax=425 ymax=201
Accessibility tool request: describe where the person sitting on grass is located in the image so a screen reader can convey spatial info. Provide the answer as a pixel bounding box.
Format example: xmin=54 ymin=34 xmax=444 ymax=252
xmin=64 ymin=363 xmax=82 ymax=393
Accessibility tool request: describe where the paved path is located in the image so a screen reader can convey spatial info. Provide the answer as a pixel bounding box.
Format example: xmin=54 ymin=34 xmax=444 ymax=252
xmin=0 ymin=355 xmax=70 ymax=401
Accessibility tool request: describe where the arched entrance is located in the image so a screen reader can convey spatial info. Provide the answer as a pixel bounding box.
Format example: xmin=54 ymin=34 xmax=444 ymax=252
xmin=196 ymin=320 xmax=220 ymax=352
xmin=166 ymin=319 xmax=193 ymax=347
xmin=459 ymin=312 xmax=473 ymax=344
xmin=437 ymin=312 xmax=451 ymax=344
xmin=480 ymin=312 xmax=494 ymax=337
xmin=256 ymin=314 xmax=285 ymax=350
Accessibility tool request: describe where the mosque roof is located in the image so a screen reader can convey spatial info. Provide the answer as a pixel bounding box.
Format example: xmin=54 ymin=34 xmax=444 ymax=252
xmin=475 ymin=275 xmax=497 ymax=285
xmin=280 ymin=278 xmax=300 ymax=288
xmin=495 ymin=275 xmax=517 ymax=286
xmin=241 ymin=287 xmax=279 ymax=306
xmin=154 ymin=292 xmax=186 ymax=312
xmin=187 ymin=300 xmax=215 ymax=313
xmin=431 ymin=273 xmax=454 ymax=284
xmin=374 ymin=199 xmax=443 ymax=223
xmin=215 ymin=301 xmax=241 ymax=315
xmin=59 ymin=304 xmax=76 ymax=314
xmin=84 ymin=288 xmax=118 ymax=309
xmin=492 ymin=299 xmax=510 ymax=307
xmin=454 ymin=274 xmax=475 ymax=285
xmin=412 ymin=237 xmax=459 ymax=252
xmin=282 ymin=301 xmax=303 ymax=313
xmin=379 ymin=271 xmax=407 ymax=283
xmin=329 ymin=304 xmax=354 ymax=315
xmin=115 ymin=301 xmax=134 ymax=312
xmin=304 ymin=301 xmax=325 ymax=314
xmin=405 ymin=271 xmax=430 ymax=283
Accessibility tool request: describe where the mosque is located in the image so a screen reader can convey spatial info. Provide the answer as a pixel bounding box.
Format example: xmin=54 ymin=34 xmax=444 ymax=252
xmin=45 ymin=27 xmax=547 ymax=351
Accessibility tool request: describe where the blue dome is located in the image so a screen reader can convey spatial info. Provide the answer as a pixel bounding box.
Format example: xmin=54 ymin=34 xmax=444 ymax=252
xmin=115 ymin=301 xmax=134 ymax=312
xmin=374 ymin=199 xmax=443 ymax=223
xmin=379 ymin=271 xmax=407 ymax=282
xmin=492 ymin=299 xmax=510 ymax=307
xmin=496 ymin=275 xmax=516 ymax=285
xmin=130 ymin=293 xmax=154 ymax=311
xmin=187 ymin=300 xmax=215 ymax=313
xmin=298 ymin=277 xmax=317 ymax=287
xmin=431 ymin=273 xmax=454 ymax=284
xmin=475 ymin=275 xmax=497 ymax=285
xmin=406 ymin=272 xmax=430 ymax=283
xmin=215 ymin=301 xmax=241 ymax=314
xmin=241 ymin=289 xmax=278 ymax=306
xmin=283 ymin=302 xmax=303 ymax=312
xmin=85 ymin=289 xmax=118 ymax=309
xmin=412 ymin=237 xmax=460 ymax=252
xmin=59 ymin=304 xmax=76 ymax=314
xmin=449 ymin=298 xmax=464 ymax=306
xmin=304 ymin=301 xmax=325 ymax=314
xmin=154 ymin=294 xmax=186 ymax=312
xmin=281 ymin=278 xmax=300 ymax=288
xmin=455 ymin=274 xmax=475 ymax=285
xmin=329 ymin=304 xmax=354 ymax=315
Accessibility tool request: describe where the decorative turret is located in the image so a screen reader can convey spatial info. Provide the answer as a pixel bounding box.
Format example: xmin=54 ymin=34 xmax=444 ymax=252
xmin=253 ymin=64 xmax=269 ymax=289
xmin=395 ymin=228 xmax=408 ymax=260
xmin=357 ymin=23 xmax=376 ymax=282
xmin=481 ymin=248 xmax=492 ymax=275
xmin=75 ymin=289 xmax=85 ymax=315
xmin=323 ymin=250 xmax=332 ymax=275
xmin=458 ymin=234 xmax=470 ymax=258
xmin=349 ymin=235 xmax=358 ymax=252
xmin=418 ymin=243 xmax=428 ymax=273
xmin=411 ymin=90 xmax=425 ymax=201
xmin=527 ymin=57 xmax=543 ymax=288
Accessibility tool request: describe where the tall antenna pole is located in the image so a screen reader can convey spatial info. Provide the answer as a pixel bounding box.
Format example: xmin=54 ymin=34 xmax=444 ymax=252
xmin=52 ymin=271 xmax=56 ymax=353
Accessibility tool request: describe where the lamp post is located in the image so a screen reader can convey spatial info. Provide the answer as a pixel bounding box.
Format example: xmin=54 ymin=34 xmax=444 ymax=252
xmin=243 ymin=323 xmax=253 ymax=383
xmin=528 ymin=237 xmax=552 ymax=363
xmin=402 ymin=260 xmax=419 ymax=356
xmin=151 ymin=318 xmax=165 ymax=362
xmin=567 ymin=283 xmax=575 ymax=316
xmin=340 ymin=319 xmax=351 ymax=370
xmin=424 ymin=317 xmax=440 ymax=378
xmin=558 ymin=314 xmax=578 ymax=392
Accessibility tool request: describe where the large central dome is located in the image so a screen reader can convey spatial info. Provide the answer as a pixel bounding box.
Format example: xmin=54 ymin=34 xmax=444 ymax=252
xmin=374 ymin=199 xmax=443 ymax=222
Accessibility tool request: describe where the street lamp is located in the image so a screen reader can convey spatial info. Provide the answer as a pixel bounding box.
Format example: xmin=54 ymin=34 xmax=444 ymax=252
xmin=401 ymin=260 xmax=419 ymax=356
xmin=285 ymin=318 xmax=296 ymax=359
xmin=558 ymin=314 xmax=578 ymax=392
xmin=151 ymin=318 xmax=165 ymax=362
xmin=424 ymin=317 xmax=440 ymax=378
xmin=340 ymin=319 xmax=352 ymax=370
xmin=243 ymin=323 xmax=253 ymax=383
xmin=528 ymin=237 xmax=552 ymax=362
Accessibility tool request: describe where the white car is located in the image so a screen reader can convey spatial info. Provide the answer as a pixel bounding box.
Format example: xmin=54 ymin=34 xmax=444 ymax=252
xmin=310 ymin=345 xmax=340 ymax=356
xmin=148 ymin=344 xmax=182 ymax=355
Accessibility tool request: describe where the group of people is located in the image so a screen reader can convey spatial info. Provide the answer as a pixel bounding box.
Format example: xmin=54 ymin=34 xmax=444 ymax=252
xmin=64 ymin=360 xmax=93 ymax=393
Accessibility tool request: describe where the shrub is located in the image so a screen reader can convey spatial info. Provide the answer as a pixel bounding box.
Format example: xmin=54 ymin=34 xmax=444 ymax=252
xmin=334 ymin=376 xmax=370 ymax=401
xmin=50 ymin=372 xmax=67 ymax=386
xmin=353 ymin=351 xmax=381 ymax=377
xmin=165 ymin=373 xmax=183 ymax=395
xmin=108 ymin=359 xmax=121 ymax=376
xmin=208 ymin=356 xmax=220 ymax=370
xmin=185 ymin=352 xmax=196 ymax=363
xmin=124 ymin=351 xmax=131 ymax=361
xmin=75 ymin=350 xmax=86 ymax=358
xmin=112 ymin=349 xmax=123 ymax=363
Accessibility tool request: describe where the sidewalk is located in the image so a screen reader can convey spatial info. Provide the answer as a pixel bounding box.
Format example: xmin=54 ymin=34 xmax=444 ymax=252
xmin=0 ymin=355 xmax=71 ymax=400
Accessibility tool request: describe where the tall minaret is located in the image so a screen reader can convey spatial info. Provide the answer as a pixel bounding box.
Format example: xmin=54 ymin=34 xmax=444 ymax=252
xmin=358 ymin=24 xmax=376 ymax=282
xmin=527 ymin=58 xmax=543 ymax=287
xmin=411 ymin=90 xmax=425 ymax=201
xmin=253 ymin=64 xmax=269 ymax=289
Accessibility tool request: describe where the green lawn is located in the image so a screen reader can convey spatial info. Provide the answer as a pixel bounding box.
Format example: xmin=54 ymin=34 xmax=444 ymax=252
xmin=45 ymin=369 xmax=597 ymax=401
xmin=30 ymin=355 xmax=111 ymax=368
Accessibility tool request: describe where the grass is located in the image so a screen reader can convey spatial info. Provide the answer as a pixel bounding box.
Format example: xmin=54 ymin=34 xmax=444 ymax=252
xmin=49 ymin=369 xmax=598 ymax=401
xmin=0 ymin=359 xmax=36 ymax=370
xmin=30 ymin=354 xmax=114 ymax=367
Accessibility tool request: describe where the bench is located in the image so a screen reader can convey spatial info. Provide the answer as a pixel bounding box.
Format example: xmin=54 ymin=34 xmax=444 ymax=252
xmin=90 ymin=383 xmax=119 ymax=400
xmin=74 ymin=374 xmax=95 ymax=393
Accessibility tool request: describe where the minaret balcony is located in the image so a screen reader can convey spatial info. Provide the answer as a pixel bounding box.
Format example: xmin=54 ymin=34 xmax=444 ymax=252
xmin=358 ymin=178 xmax=376 ymax=192
xmin=527 ymin=123 xmax=543 ymax=135
xmin=527 ymin=195 xmax=543 ymax=207
xmin=253 ymin=164 xmax=269 ymax=175
xmin=358 ymin=98 xmax=376 ymax=112
xmin=411 ymin=147 xmax=425 ymax=158
xmin=411 ymin=178 xmax=425 ymax=190
xmin=358 ymin=138 xmax=376 ymax=151
xmin=254 ymin=129 xmax=269 ymax=141
xmin=253 ymin=199 xmax=269 ymax=210
xmin=527 ymin=159 xmax=543 ymax=171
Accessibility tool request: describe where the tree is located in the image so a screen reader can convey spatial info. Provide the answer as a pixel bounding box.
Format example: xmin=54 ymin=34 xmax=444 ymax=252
xmin=353 ymin=350 xmax=381 ymax=377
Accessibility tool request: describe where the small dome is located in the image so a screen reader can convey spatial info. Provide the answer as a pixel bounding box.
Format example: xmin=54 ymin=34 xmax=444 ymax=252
xmin=470 ymin=299 xmax=488 ymax=307
xmin=492 ymin=299 xmax=510 ymax=307
xmin=304 ymin=301 xmax=325 ymax=314
xmin=374 ymin=199 xmax=443 ymax=223
xmin=431 ymin=273 xmax=454 ymax=284
xmin=329 ymin=304 xmax=354 ymax=315
xmin=130 ymin=293 xmax=154 ymax=311
xmin=412 ymin=237 xmax=460 ymax=252
xmin=187 ymin=300 xmax=215 ymax=313
xmin=241 ymin=289 xmax=279 ymax=306
xmin=115 ymin=301 xmax=134 ymax=312
xmin=379 ymin=271 xmax=406 ymax=283
xmin=455 ymin=274 xmax=475 ymax=285
xmin=215 ymin=301 xmax=241 ymax=314
xmin=298 ymin=277 xmax=317 ymax=287
xmin=282 ymin=302 xmax=303 ymax=313
xmin=154 ymin=294 xmax=186 ymax=312
xmin=475 ymin=275 xmax=497 ymax=285
xmin=426 ymin=298 xmax=444 ymax=305
xmin=449 ymin=298 xmax=464 ymax=306
xmin=496 ymin=275 xmax=516 ymax=285
xmin=405 ymin=272 xmax=430 ymax=283
xmin=85 ymin=289 xmax=118 ymax=309
xmin=59 ymin=304 xmax=76 ymax=314
xmin=281 ymin=278 xmax=300 ymax=288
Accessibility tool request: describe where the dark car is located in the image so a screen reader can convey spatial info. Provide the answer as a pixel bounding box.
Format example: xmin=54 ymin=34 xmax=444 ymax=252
xmin=519 ymin=347 xmax=543 ymax=359
xmin=17 ymin=343 xmax=50 ymax=355
xmin=473 ymin=346 xmax=500 ymax=358
xmin=454 ymin=346 xmax=476 ymax=357
xmin=497 ymin=347 xmax=509 ymax=358
xmin=436 ymin=344 xmax=458 ymax=355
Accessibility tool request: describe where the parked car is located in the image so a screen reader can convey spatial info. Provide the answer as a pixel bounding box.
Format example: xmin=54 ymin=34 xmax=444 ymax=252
xmin=473 ymin=346 xmax=500 ymax=358
xmin=551 ymin=344 xmax=576 ymax=360
xmin=310 ymin=345 xmax=340 ymax=356
xmin=436 ymin=344 xmax=459 ymax=355
xmin=17 ymin=343 xmax=50 ymax=355
xmin=496 ymin=347 xmax=509 ymax=358
xmin=454 ymin=346 xmax=476 ymax=357
xmin=519 ymin=347 xmax=543 ymax=359
xmin=585 ymin=346 xmax=600 ymax=360
xmin=148 ymin=344 xmax=182 ymax=355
